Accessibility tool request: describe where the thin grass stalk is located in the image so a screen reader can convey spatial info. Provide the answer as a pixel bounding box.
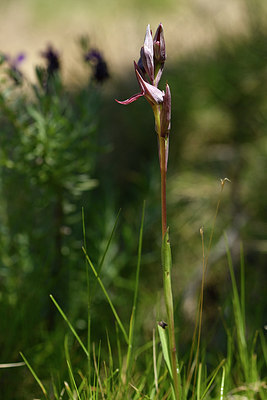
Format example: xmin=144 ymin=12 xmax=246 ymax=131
xmin=66 ymin=360 xmax=82 ymax=400
xmin=191 ymin=182 xmax=229 ymax=396
xmin=126 ymin=202 xmax=145 ymax=374
xmin=103 ymin=361 xmax=109 ymax=398
xmin=153 ymin=328 xmax=159 ymax=394
xmin=50 ymin=294 xmax=89 ymax=357
xmin=115 ymin=322 xmax=123 ymax=391
xmin=259 ymin=330 xmax=267 ymax=367
xmin=187 ymin=179 xmax=230 ymax=388
xmin=197 ymin=363 xmax=202 ymax=400
xmin=220 ymin=366 xmax=226 ymax=400
xmin=82 ymin=207 xmax=91 ymax=378
xmin=105 ymin=329 xmax=114 ymax=390
xmin=200 ymin=359 xmax=225 ymax=400
xmin=191 ymin=228 xmax=206 ymax=400
xmin=240 ymin=241 xmax=246 ymax=327
xmin=82 ymin=248 xmax=129 ymax=345
xmin=76 ymin=372 xmax=87 ymax=397
xmin=20 ymin=353 xmax=48 ymax=399
xmin=224 ymin=235 xmax=249 ymax=380
xmin=64 ymin=381 xmax=76 ymax=400
xmin=98 ymin=209 xmax=121 ymax=276
xmin=64 ymin=336 xmax=74 ymax=393
xmin=93 ymin=342 xmax=105 ymax=400
xmin=204 ymin=179 xmax=230 ymax=274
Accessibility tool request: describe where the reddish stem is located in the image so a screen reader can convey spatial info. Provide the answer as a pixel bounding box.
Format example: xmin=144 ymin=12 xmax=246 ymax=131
xmin=159 ymin=136 xmax=167 ymax=238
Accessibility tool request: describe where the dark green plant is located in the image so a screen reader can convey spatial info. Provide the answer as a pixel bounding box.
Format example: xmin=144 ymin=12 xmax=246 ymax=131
xmin=0 ymin=42 xmax=109 ymax=397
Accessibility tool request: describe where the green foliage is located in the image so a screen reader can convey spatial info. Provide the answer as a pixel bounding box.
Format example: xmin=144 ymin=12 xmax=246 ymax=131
xmin=0 ymin=45 xmax=106 ymax=398
xmin=20 ymin=215 xmax=267 ymax=399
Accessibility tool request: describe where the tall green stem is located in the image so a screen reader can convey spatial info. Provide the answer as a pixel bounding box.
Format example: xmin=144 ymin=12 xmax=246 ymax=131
xmin=154 ymin=106 xmax=180 ymax=400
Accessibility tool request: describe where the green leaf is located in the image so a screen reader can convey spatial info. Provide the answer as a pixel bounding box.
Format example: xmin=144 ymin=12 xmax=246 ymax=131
xmin=82 ymin=247 xmax=129 ymax=345
xmin=157 ymin=324 xmax=172 ymax=379
xmin=50 ymin=294 xmax=89 ymax=357
xmin=20 ymin=352 xmax=48 ymax=399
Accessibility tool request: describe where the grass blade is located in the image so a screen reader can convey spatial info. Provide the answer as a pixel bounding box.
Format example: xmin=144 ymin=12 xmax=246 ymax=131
xmin=98 ymin=209 xmax=121 ymax=277
xmin=153 ymin=328 xmax=159 ymax=394
xmin=224 ymin=234 xmax=249 ymax=380
xmin=220 ymin=366 xmax=225 ymax=400
xmin=259 ymin=330 xmax=267 ymax=367
xmin=197 ymin=363 xmax=202 ymax=400
xmin=157 ymin=324 xmax=172 ymax=379
xmin=50 ymin=294 xmax=89 ymax=357
xmin=20 ymin=352 xmax=48 ymax=399
xmin=240 ymin=241 xmax=246 ymax=329
xmin=126 ymin=201 xmax=145 ymax=373
xmin=82 ymin=207 xmax=91 ymax=380
xmin=82 ymin=247 xmax=129 ymax=345
xmin=66 ymin=359 xmax=82 ymax=400
xmin=200 ymin=359 xmax=225 ymax=400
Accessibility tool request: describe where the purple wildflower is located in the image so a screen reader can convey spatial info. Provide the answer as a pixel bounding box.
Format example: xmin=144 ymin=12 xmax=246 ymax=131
xmin=2 ymin=52 xmax=26 ymax=85
xmin=84 ymin=49 xmax=109 ymax=83
xmin=41 ymin=45 xmax=60 ymax=76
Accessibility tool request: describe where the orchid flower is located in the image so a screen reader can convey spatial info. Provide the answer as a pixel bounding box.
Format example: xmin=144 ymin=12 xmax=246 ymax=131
xmin=116 ymin=61 xmax=164 ymax=106
xmin=115 ymin=24 xmax=171 ymax=141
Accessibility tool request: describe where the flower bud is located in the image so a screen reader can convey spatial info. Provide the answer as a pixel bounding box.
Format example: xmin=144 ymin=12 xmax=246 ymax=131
xmin=153 ymin=24 xmax=166 ymax=87
xmin=153 ymin=24 xmax=166 ymax=63
xmin=160 ymin=83 xmax=171 ymax=137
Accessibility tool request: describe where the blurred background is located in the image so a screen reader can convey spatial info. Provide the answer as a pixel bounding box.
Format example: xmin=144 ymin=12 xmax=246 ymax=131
xmin=0 ymin=0 xmax=266 ymax=398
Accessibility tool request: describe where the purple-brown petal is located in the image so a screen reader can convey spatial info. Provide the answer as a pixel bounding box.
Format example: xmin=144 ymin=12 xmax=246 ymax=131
xmin=115 ymin=92 xmax=144 ymax=105
xmin=143 ymin=25 xmax=154 ymax=82
xmin=134 ymin=64 xmax=164 ymax=105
